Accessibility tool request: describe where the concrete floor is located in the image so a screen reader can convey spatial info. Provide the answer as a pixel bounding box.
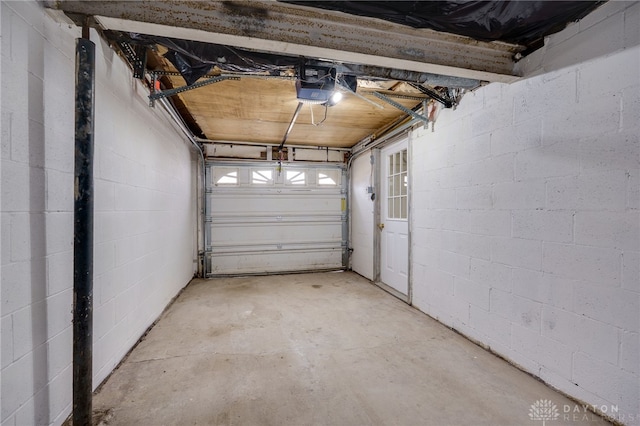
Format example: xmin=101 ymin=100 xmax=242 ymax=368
xmin=92 ymin=272 xmax=609 ymax=426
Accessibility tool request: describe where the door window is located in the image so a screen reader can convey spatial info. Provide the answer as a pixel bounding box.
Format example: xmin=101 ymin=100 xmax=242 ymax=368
xmin=387 ymin=149 xmax=407 ymax=219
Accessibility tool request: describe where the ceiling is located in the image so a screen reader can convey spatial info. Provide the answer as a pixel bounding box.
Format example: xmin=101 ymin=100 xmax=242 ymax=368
xmin=50 ymin=1 xmax=603 ymax=150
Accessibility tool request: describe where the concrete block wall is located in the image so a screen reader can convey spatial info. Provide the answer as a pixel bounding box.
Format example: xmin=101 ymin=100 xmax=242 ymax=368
xmin=410 ymin=3 xmax=639 ymax=423
xmin=1 ymin=2 xmax=197 ymax=425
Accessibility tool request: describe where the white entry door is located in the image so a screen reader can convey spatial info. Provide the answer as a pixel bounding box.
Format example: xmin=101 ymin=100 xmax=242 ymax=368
xmin=380 ymin=139 xmax=409 ymax=295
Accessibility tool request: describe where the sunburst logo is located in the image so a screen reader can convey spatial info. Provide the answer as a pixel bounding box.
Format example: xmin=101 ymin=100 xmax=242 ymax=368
xmin=529 ymin=399 xmax=560 ymax=425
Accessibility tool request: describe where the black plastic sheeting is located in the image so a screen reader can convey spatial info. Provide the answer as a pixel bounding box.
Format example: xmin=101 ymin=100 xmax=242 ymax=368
xmin=128 ymin=33 xmax=482 ymax=90
xmin=131 ymin=34 xmax=301 ymax=85
xmin=282 ymin=1 xmax=603 ymax=46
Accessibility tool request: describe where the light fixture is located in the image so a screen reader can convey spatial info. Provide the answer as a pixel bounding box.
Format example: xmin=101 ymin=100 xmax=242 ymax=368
xmin=330 ymin=91 xmax=343 ymax=104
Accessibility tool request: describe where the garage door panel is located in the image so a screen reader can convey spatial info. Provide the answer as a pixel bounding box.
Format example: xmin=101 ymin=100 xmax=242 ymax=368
xmin=205 ymin=162 xmax=347 ymax=276
xmin=208 ymin=222 xmax=342 ymax=245
xmin=207 ymin=193 xmax=342 ymax=215
xmin=206 ymin=248 xmax=342 ymax=275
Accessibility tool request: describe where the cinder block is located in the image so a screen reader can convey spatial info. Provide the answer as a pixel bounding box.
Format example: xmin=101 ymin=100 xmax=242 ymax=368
xmin=1 ymin=314 xmax=13 ymax=369
xmin=11 ymin=105 xmax=31 ymax=166
xmin=97 ymin=147 xmax=125 ymax=183
xmin=453 ymin=134 xmax=490 ymax=165
xmin=454 ymin=276 xmax=490 ymax=310
xmin=513 ymin=69 xmax=576 ymax=123
xmin=620 ymin=331 xmax=639 ymax=375
xmin=437 ymin=249 xmax=470 ymax=278
xmin=627 ymin=168 xmax=639 ymax=210
xmin=489 ymin=287 xmax=512 ymax=320
xmin=490 ymin=118 xmax=542 ymax=156
xmin=493 ymin=179 xmax=546 ymax=210
xmin=45 ymin=289 xmax=71 ymax=338
xmin=94 ymin=298 xmax=115 ymax=341
xmin=575 ymin=211 xmax=640 ymax=251
xmin=44 ymin=212 xmax=72 ymax=255
xmin=462 ymin=210 xmax=511 ymax=237
xmin=12 ymin=302 xmax=46 ymax=360
xmin=0 ymin=350 xmax=34 ymax=422
xmin=469 ymin=258 xmax=512 ymax=291
xmin=428 ymin=189 xmax=457 ymax=209
xmin=622 ymin=84 xmax=640 ymax=132
xmin=512 ymin=268 xmax=574 ymax=311
xmin=45 ymin=169 xmax=73 ymax=212
xmin=491 ymin=237 xmax=542 ymax=270
xmin=622 ymin=251 xmax=639 ymax=292
xmin=1 ymin=112 xmax=11 ymax=159
xmin=455 ymin=185 xmax=492 ymax=210
xmin=573 ymin=351 xmax=639 ymax=420
xmin=1 ymin=160 xmax=30 ymax=212
xmin=437 ymin=163 xmax=473 ymax=189
xmin=574 ymin=282 xmax=639 ymax=330
xmin=1 ymin=259 xmax=45 ymax=314
xmin=578 ymin=44 xmax=640 ymax=99
xmin=94 ymin=242 xmax=115 ymax=277
xmin=469 ymin=305 xmax=511 ymax=346
xmin=441 ymin=230 xmax=490 ymax=261
xmin=543 ymin=242 xmax=621 ymax=285
xmin=45 ymin=326 xmax=71 ymax=380
xmin=512 ymin=210 xmax=573 ymax=243
xmin=543 ymin=91 xmax=620 ymax=142
xmin=46 ymin=363 xmax=72 ymax=426
xmin=114 ymin=182 xmax=140 ymax=211
xmin=511 ymin=323 xmax=572 ymax=376
xmin=542 ymin=306 xmax=619 ymax=364
xmin=114 ymin=235 xmax=137 ymax=267
xmin=469 ymin=153 xmax=515 ymax=186
xmin=46 ymin=249 xmax=72 ymax=296
xmin=10 ymin=213 xmax=36 ymax=262
xmin=515 ymin=146 xmax=580 ymax=180
xmin=544 ymin=8 xmax=625 ymax=76
xmin=503 ymin=345 xmax=540 ymax=378
xmin=546 ymin=170 xmax=628 ymax=211
xmin=1 ymin=214 xmax=10 ymax=266
xmin=578 ymin=130 xmax=639 ymax=172
xmin=27 ymin=73 xmax=44 ymax=126
xmin=423 ymin=145 xmax=454 ymax=171
xmin=471 ymin=99 xmax=512 ymax=136
xmin=482 ymin=82 xmax=505 ymax=107
xmin=115 ymin=286 xmax=137 ymax=324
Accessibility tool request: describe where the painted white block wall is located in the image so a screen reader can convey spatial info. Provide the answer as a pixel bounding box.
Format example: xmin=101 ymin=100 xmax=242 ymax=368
xmin=0 ymin=2 xmax=197 ymax=425
xmin=350 ymin=151 xmax=374 ymax=280
xmin=410 ymin=3 xmax=639 ymax=424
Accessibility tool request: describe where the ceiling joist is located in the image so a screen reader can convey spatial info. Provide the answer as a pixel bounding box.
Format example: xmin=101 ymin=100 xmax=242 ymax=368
xmin=47 ymin=0 xmax=523 ymax=83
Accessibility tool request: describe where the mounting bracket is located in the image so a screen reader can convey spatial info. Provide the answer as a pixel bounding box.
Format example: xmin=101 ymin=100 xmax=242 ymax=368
xmin=372 ymin=92 xmax=429 ymax=125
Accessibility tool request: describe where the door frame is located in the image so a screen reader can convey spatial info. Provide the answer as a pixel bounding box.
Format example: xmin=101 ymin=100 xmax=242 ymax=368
xmin=373 ymin=135 xmax=413 ymax=304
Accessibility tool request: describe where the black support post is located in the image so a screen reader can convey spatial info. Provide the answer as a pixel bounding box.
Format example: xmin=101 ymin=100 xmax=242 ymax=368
xmin=73 ymin=35 xmax=95 ymax=426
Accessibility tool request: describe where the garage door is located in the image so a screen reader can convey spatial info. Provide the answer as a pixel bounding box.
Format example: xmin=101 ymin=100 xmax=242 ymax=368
xmin=205 ymin=161 xmax=347 ymax=276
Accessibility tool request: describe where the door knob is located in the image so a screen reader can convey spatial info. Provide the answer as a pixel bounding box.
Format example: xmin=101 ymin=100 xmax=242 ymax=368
xmin=378 ymin=223 xmax=385 ymax=230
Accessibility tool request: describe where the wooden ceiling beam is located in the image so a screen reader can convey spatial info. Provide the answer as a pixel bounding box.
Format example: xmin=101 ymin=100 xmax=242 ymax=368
xmin=47 ymin=0 xmax=523 ymax=83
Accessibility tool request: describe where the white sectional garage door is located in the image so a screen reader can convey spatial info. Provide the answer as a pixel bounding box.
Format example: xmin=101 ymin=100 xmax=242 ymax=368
xmin=205 ymin=162 xmax=347 ymax=276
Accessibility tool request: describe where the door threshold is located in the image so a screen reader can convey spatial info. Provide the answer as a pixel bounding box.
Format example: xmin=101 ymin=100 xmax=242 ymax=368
xmin=373 ymin=281 xmax=409 ymax=304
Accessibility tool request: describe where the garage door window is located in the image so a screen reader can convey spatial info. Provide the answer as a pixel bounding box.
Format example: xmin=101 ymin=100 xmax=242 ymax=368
xmin=286 ymin=170 xmax=306 ymax=186
xmin=252 ymin=169 xmax=274 ymax=185
xmin=214 ymin=168 xmax=238 ymax=186
xmin=318 ymin=169 xmax=341 ymax=186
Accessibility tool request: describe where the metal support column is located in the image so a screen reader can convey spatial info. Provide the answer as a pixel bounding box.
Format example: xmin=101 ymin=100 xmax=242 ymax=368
xmin=73 ymin=31 xmax=95 ymax=426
